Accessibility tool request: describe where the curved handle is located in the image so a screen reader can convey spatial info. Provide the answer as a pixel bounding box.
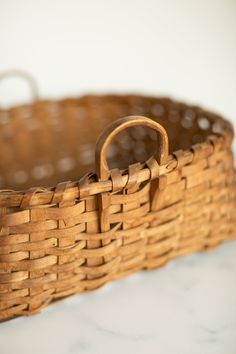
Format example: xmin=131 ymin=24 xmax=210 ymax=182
xmin=0 ymin=69 xmax=39 ymax=104
xmin=95 ymin=116 xmax=169 ymax=180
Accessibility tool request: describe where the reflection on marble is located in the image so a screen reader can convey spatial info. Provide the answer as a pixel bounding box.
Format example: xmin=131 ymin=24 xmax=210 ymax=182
xmin=0 ymin=240 xmax=236 ymax=354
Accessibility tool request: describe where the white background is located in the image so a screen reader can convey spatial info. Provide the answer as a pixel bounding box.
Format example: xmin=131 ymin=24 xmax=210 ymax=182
xmin=0 ymin=0 xmax=235 ymax=131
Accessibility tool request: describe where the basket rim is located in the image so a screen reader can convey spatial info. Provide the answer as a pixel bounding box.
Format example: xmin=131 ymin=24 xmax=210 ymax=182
xmin=0 ymin=94 xmax=234 ymax=207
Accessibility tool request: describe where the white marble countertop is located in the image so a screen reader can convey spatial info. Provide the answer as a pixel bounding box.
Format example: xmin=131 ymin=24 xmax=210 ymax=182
xmin=0 ymin=240 xmax=236 ymax=354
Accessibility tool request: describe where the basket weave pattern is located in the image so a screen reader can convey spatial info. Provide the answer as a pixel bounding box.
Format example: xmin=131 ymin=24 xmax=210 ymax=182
xmin=0 ymin=94 xmax=236 ymax=321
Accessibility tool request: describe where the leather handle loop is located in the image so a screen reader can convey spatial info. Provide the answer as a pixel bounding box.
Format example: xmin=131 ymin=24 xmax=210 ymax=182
xmin=0 ymin=69 xmax=39 ymax=105
xmin=95 ymin=116 xmax=169 ymax=181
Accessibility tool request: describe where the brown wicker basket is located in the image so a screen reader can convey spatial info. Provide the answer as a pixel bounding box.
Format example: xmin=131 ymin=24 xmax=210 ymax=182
xmin=0 ymin=71 xmax=236 ymax=322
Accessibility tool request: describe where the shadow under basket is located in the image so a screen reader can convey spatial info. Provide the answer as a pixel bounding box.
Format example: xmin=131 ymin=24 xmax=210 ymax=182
xmin=0 ymin=81 xmax=236 ymax=321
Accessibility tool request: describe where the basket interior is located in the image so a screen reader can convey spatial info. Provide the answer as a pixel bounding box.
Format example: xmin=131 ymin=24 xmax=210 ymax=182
xmin=0 ymin=95 xmax=223 ymax=190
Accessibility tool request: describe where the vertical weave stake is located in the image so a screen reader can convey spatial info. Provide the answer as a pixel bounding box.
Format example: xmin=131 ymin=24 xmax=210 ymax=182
xmin=96 ymin=116 xmax=169 ymax=277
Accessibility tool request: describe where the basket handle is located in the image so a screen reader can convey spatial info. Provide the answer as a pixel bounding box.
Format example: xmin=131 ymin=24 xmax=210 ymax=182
xmin=0 ymin=69 xmax=39 ymax=104
xmin=95 ymin=116 xmax=169 ymax=180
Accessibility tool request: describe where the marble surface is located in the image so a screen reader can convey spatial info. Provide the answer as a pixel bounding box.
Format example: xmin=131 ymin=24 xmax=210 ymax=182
xmin=0 ymin=240 xmax=236 ymax=354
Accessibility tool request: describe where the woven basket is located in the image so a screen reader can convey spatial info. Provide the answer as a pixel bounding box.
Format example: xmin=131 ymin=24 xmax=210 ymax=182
xmin=0 ymin=71 xmax=236 ymax=322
